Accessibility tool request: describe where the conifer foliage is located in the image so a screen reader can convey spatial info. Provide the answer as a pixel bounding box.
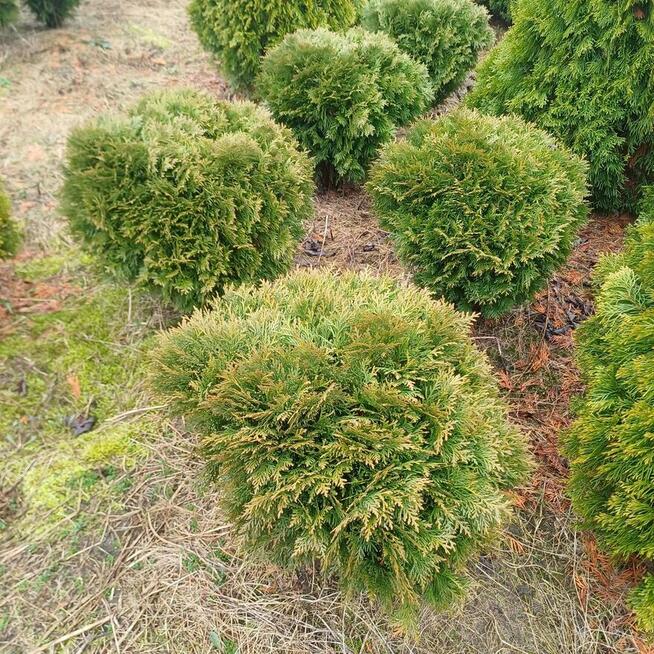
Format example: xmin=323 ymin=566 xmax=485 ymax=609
xmin=467 ymin=0 xmax=654 ymax=212
xmin=257 ymin=27 xmax=433 ymax=185
xmin=563 ymin=191 xmax=654 ymax=632
xmin=0 ymin=180 xmax=20 ymax=259
xmin=151 ymin=270 xmax=530 ymax=620
xmin=367 ymin=109 xmax=588 ymax=317
xmin=362 ymin=0 xmax=494 ymax=104
xmin=60 ymin=89 xmax=314 ymax=312
xmin=0 ymin=0 xmax=18 ymax=27
xmin=24 ymin=0 xmax=81 ymax=27
xmin=477 ymin=0 xmax=510 ymax=22
xmin=188 ymin=0 xmax=358 ymax=89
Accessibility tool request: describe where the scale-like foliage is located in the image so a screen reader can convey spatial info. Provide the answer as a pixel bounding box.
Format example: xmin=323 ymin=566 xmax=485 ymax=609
xmin=61 ymin=89 xmax=314 ymax=312
xmin=630 ymin=575 xmax=654 ymax=633
xmin=257 ymin=27 xmax=432 ymax=185
xmin=362 ymin=0 xmax=493 ymax=104
xmin=477 ymin=0 xmax=511 ymax=22
xmin=0 ymin=0 xmax=18 ymax=28
xmin=25 ymin=0 xmax=81 ymax=27
xmin=563 ymin=192 xmax=654 ymax=631
xmin=151 ymin=270 xmax=530 ymax=621
xmin=0 ymin=180 xmax=20 ymax=259
xmin=367 ymin=109 xmax=588 ymax=317
xmin=188 ymin=0 xmax=358 ymax=89
xmin=467 ymin=0 xmax=654 ymax=212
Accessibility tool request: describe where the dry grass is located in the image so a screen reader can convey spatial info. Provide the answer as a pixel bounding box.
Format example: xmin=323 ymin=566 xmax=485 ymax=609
xmin=0 ymin=1 xmax=651 ymax=653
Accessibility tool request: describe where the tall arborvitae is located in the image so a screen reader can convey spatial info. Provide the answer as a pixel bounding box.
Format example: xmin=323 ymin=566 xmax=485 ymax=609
xmin=563 ymin=189 xmax=654 ymax=631
xmin=467 ymin=0 xmax=654 ymax=212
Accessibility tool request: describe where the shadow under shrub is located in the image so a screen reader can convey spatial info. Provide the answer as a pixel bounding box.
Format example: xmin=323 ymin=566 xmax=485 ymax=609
xmin=25 ymin=0 xmax=81 ymax=27
xmin=257 ymin=27 xmax=433 ymax=185
xmin=60 ymin=89 xmax=314 ymax=312
xmin=188 ymin=0 xmax=359 ymax=89
xmin=467 ymin=0 xmax=654 ymax=212
xmin=150 ymin=270 xmax=530 ymax=622
xmin=476 ymin=0 xmax=510 ymax=22
xmin=563 ymin=191 xmax=654 ymax=633
xmin=362 ymin=0 xmax=494 ymax=104
xmin=367 ymin=109 xmax=588 ymax=317
xmin=0 ymin=180 xmax=20 ymax=259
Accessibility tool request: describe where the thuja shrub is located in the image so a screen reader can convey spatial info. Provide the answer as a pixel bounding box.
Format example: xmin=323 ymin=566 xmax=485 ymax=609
xmin=367 ymin=109 xmax=588 ymax=317
xmin=257 ymin=28 xmax=433 ymax=185
xmin=188 ymin=0 xmax=358 ymax=89
xmin=151 ymin=270 xmax=529 ymax=620
xmin=630 ymin=576 xmax=654 ymax=633
xmin=0 ymin=0 xmax=18 ymax=28
xmin=61 ymin=89 xmax=314 ymax=312
xmin=467 ymin=0 xmax=654 ymax=212
xmin=361 ymin=0 xmax=494 ymax=104
xmin=0 ymin=180 xmax=20 ymax=259
xmin=477 ymin=0 xmax=511 ymax=22
xmin=25 ymin=0 xmax=81 ymax=27
xmin=563 ymin=195 xmax=654 ymax=632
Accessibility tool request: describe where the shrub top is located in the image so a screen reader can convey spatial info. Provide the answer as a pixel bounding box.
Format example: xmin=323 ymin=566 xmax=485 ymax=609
xmin=466 ymin=0 xmax=654 ymax=212
xmin=367 ymin=109 xmax=589 ymax=317
xmin=257 ymin=27 xmax=433 ymax=185
xmin=362 ymin=0 xmax=494 ymax=103
xmin=151 ymin=269 xmax=529 ymax=619
xmin=188 ymin=0 xmax=359 ymax=89
xmin=60 ymin=89 xmax=314 ymax=312
xmin=0 ymin=180 xmax=19 ymax=259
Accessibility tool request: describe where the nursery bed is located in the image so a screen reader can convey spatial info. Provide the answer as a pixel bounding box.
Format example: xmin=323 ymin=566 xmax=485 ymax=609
xmin=0 ymin=1 xmax=649 ymax=652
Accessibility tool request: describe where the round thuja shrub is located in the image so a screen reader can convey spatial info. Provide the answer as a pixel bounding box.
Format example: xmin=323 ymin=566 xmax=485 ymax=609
xmin=361 ymin=0 xmax=494 ymax=103
xmin=563 ymin=193 xmax=654 ymax=632
xmin=61 ymin=89 xmax=314 ymax=312
xmin=188 ymin=0 xmax=359 ymax=89
xmin=0 ymin=180 xmax=20 ymax=259
xmin=25 ymin=0 xmax=81 ymax=27
xmin=151 ymin=270 xmax=530 ymax=619
xmin=0 ymin=0 xmax=19 ymax=28
xmin=467 ymin=0 xmax=654 ymax=212
xmin=257 ymin=27 xmax=433 ymax=185
xmin=367 ymin=109 xmax=588 ymax=317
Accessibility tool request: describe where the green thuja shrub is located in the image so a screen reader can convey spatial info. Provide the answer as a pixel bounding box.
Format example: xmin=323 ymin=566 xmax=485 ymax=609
xmin=630 ymin=575 xmax=654 ymax=633
xmin=362 ymin=0 xmax=494 ymax=104
xmin=0 ymin=180 xmax=20 ymax=259
xmin=151 ymin=270 xmax=530 ymax=621
xmin=61 ymin=89 xmax=314 ymax=312
xmin=188 ymin=0 xmax=358 ymax=89
xmin=367 ymin=109 xmax=588 ymax=317
xmin=257 ymin=27 xmax=433 ymax=185
xmin=467 ymin=0 xmax=654 ymax=212
xmin=477 ymin=0 xmax=511 ymax=22
xmin=0 ymin=0 xmax=19 ymax=27
xmin=563 ymin=192 xmax=654 ymax=633
xmin=25 ymin=0 xmax=81 ymax=27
